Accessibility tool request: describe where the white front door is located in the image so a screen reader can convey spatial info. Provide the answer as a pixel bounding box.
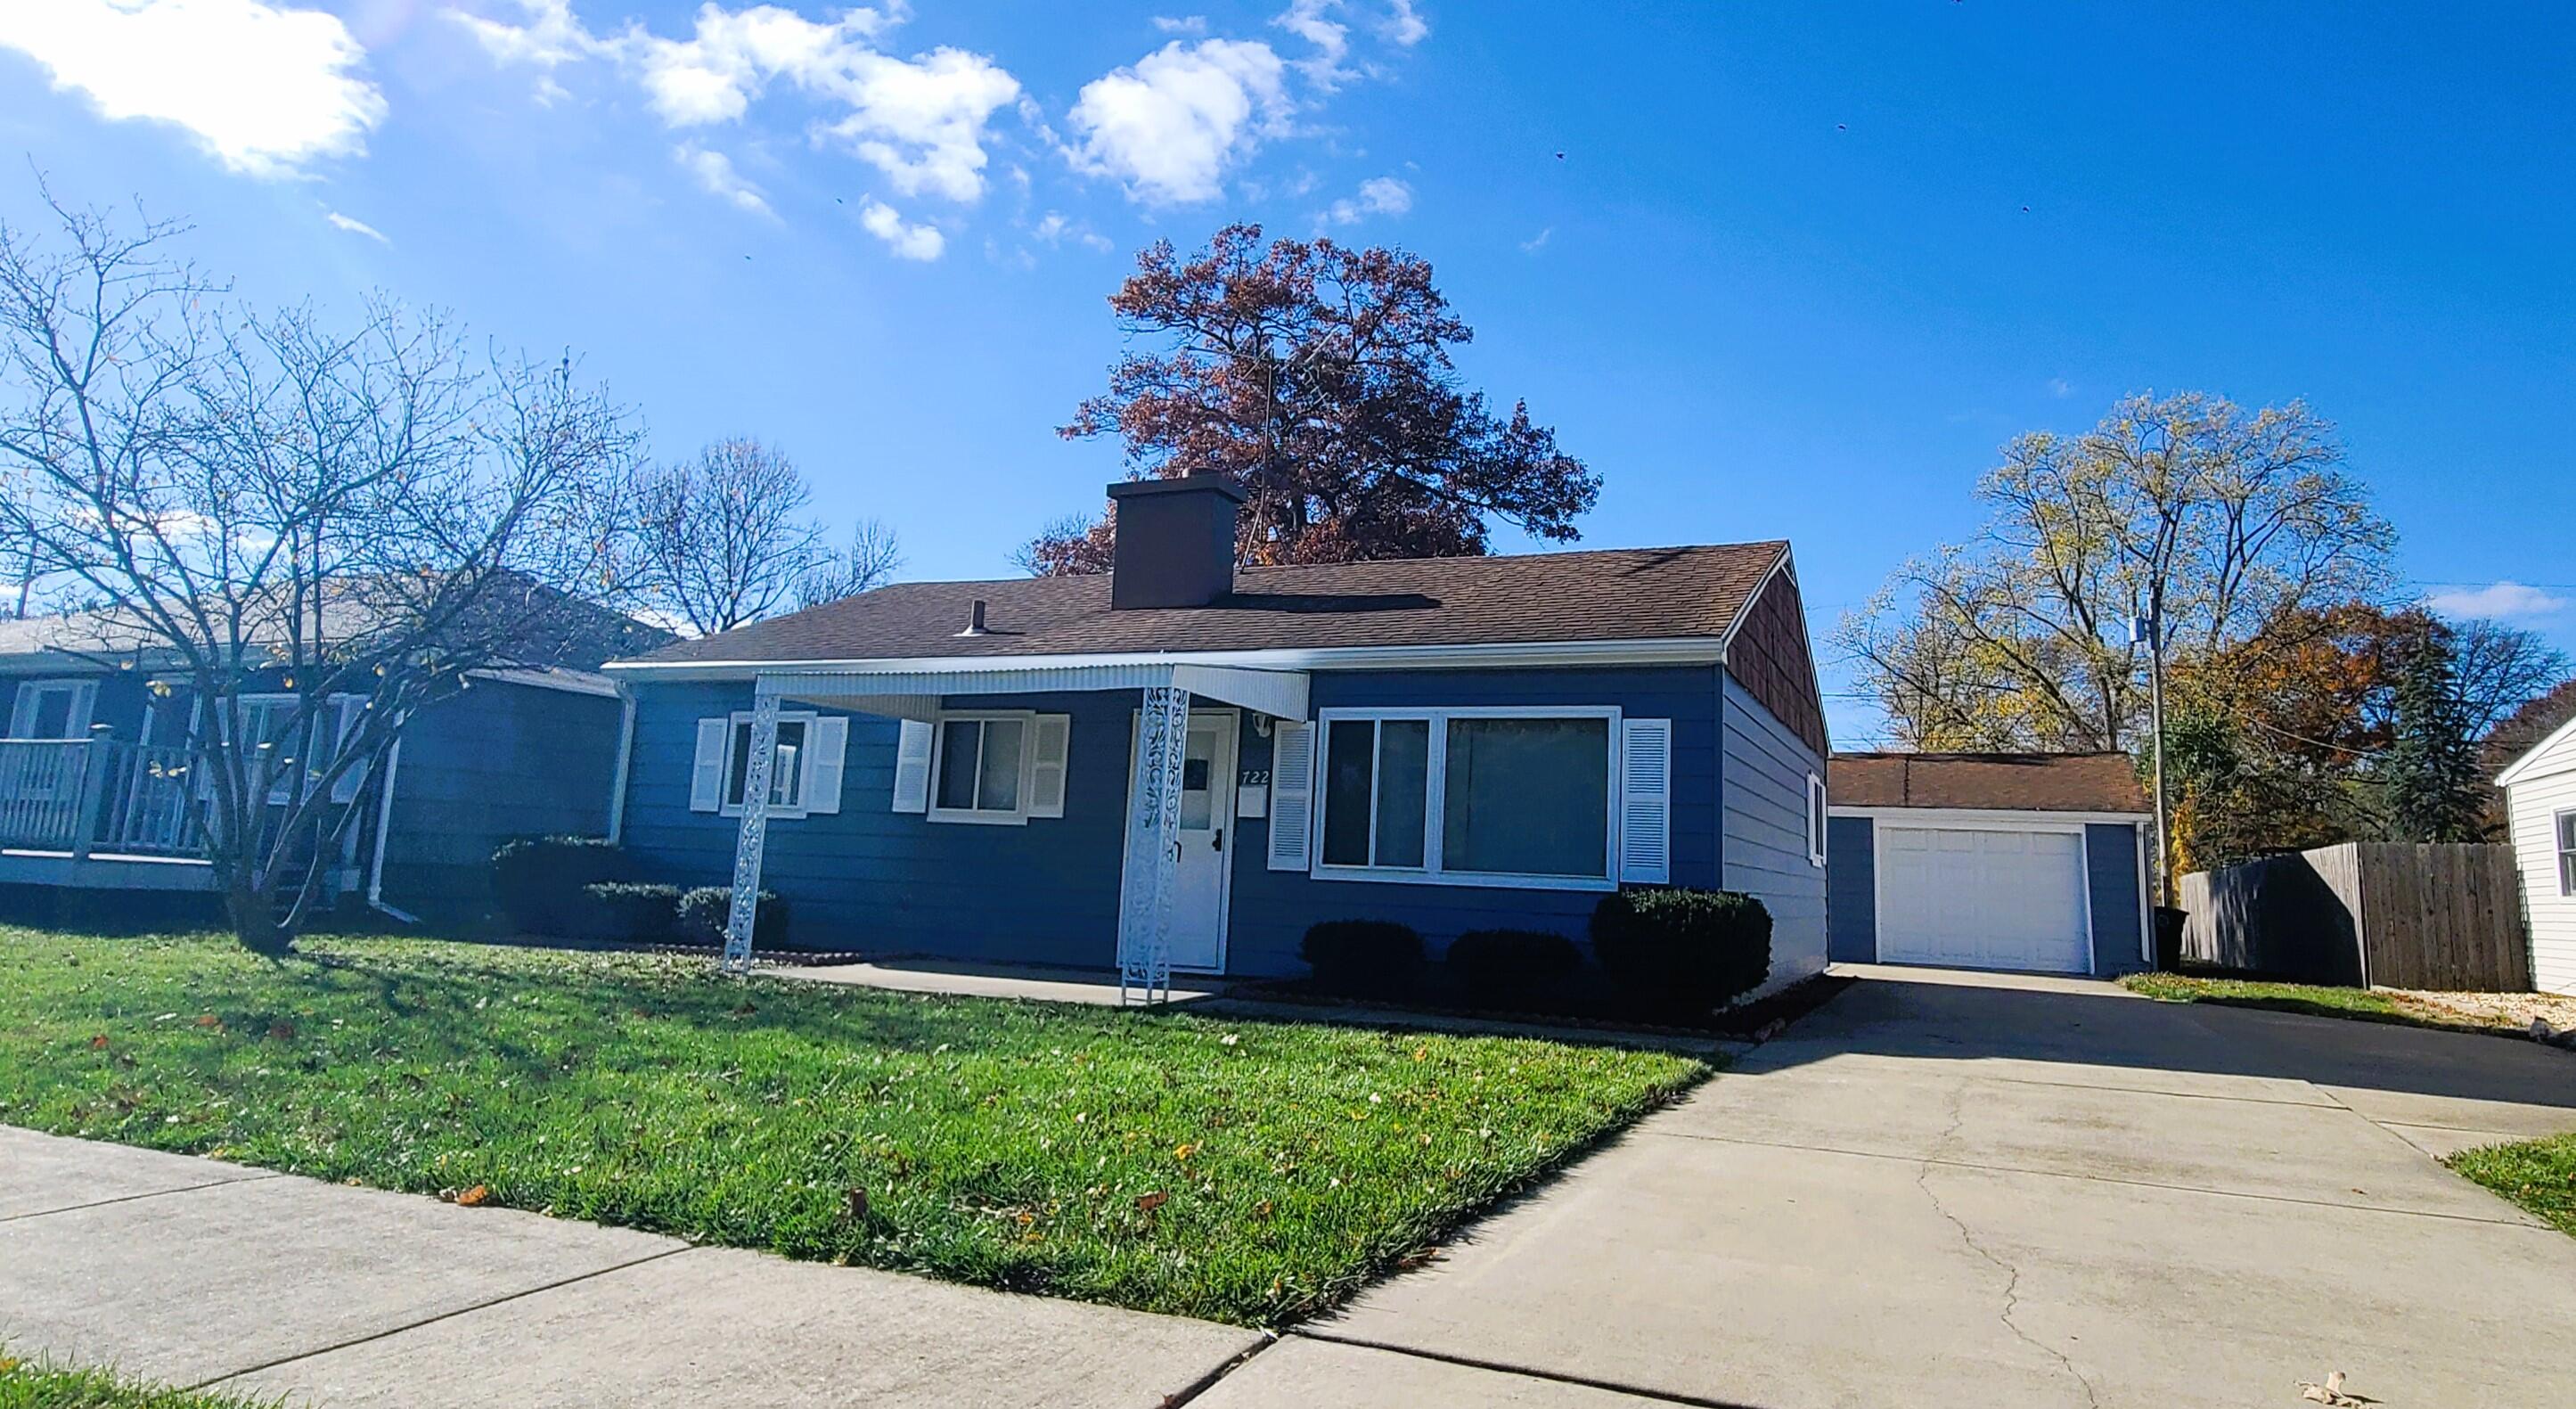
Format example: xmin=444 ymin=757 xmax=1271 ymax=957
xmin=1125 ymin=709 xmax=1238 ymax=972
xmin=1876 ymin=825 xmax=2091 ymax=974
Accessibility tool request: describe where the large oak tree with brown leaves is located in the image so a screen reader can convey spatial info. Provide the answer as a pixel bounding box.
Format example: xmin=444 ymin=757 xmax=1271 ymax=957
xmin=1021 ymin=225 xmax=1598 ymax=575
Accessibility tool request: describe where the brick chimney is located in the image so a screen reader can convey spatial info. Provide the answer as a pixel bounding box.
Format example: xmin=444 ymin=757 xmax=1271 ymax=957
xmin=1105 ymin=471 xmax=1245 ymax=610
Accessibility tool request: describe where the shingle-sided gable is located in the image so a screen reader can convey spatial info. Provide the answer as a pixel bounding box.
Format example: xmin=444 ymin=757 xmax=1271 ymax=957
xmin=1721 ymin=563 xmax=1828 ymax=758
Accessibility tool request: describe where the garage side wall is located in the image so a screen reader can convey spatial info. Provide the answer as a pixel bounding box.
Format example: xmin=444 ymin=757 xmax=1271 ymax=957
xmin=2084 ymin=823 xmax=2147 ymax=975
xmin=1827 ymin=815 xmax=1877 ymax=963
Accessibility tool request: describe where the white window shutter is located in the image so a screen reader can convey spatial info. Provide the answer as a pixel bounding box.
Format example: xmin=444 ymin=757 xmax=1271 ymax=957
xmin=1267 ymin=719 xmax=1316 ymax=871
xmin=1028 ymin=714 xmax=1070 ymax=818
xmin=330 ymin=695 xmax=371 ymax=803
xmin=804 ymin=716 xmax=849 ymax=815
xmin=1619 ymin=717 xmax=1672 ymax=884
xmin=891 ymin=718 xmax=934 ymax=814
xmin=690 ymin=718 xmax=728 ymax=814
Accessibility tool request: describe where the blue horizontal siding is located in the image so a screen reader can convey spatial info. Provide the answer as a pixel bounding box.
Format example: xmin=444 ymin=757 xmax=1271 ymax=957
xmin=1826 ymin=815 xmax=1876 ymax=963
xmin=1719 ymin=671 xmax=1828 ymax=987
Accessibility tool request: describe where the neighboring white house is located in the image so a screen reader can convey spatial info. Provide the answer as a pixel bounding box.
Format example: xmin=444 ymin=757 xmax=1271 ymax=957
xmin=2497 ymin=715 xmax=2576 ymax=995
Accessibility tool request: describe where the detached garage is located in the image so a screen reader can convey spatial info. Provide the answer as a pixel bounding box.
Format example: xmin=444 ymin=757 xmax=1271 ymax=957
xmin=1827 ymin=752 xmax=2152 ymax=977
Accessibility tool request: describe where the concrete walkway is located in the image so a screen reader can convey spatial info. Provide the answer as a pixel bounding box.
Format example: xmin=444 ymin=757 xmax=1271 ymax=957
xmin=1313 ymin=965 xmax=2576 ymax=1408
xmin=776 ymin=955 xmax=1227 ymax=1006
xmin=11 ymin=967 xmax=2576 ymax=1407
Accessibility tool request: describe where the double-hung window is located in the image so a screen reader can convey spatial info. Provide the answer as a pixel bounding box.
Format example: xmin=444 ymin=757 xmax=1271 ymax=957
xmin=724 ymin=712 xmax=811 ymax=814
xmin=931 ymin=713 xmax=1030 ymax=823
xmin=1314 ymin=708 xmax=1618 ymax=889
xmin=2559 ymin=810 xmax=2576 ymax=897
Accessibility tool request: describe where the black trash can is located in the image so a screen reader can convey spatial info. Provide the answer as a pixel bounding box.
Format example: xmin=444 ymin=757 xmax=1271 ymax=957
xmin=2152 ymin=906 xmax=2188 ymax=972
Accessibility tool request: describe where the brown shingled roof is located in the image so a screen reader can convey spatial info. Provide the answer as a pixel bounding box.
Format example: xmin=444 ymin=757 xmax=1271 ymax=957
xmin=626 ymin=542 xmax=1788 ymax=666
xmin=1829 ymin=751 xmax=2148 ymax=815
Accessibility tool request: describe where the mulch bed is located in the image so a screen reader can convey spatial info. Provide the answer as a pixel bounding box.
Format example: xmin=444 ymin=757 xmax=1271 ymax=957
xmin=1226 ymin=971 xmax=1855 ymax=1042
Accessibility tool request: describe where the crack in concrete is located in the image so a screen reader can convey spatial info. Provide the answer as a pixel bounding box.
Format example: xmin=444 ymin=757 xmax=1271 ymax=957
xmin=1914 ymin=1085 xmax=2104 ymax=1409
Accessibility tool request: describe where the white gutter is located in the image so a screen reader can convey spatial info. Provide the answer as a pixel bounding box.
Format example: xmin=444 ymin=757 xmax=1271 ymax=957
xmin=606 ymin=680 xmax=638 ymax=843
xmin=601 ymin=635 xmax=1734 ymax=683
xmin=365 ymin=737 xmax=419 ymax=924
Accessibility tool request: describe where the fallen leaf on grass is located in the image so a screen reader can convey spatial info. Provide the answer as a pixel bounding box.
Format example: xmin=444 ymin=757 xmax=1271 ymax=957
xmin=845 ymin=1188 xmax=870 ymax=1221
xmin=267 ymin=1021 xmax=296 ymax=1041
xmin=1174 ymin=1143 xmax=1198 ymax=1161
xmin=87 ymin=1035 xmax=108 ymax=1049
xmin=454 ymin=1184 xmax=492 ymax=1207
xmin=194 ymin=1014 xmax=223 ymax=1030
xmin=1135 ymin=1190 xmax=1168 ymax=1213
xmin=1397 ymin=1245 xmax=1441 ymax=1269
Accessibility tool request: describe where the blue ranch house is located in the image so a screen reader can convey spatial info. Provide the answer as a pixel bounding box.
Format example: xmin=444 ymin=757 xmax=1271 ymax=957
xmin=605 ymin=473 xmax=1835 ymax=994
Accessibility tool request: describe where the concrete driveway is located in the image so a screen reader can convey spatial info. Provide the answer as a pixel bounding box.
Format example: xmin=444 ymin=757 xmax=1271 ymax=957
xmin=1291 ymin=966 xmax=2576 ymax=1409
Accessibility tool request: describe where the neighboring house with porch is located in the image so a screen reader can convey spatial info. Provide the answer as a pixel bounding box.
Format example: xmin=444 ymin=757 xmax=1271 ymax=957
xmin=0 ymin=601 xmax=661 ymax=919
xmin=603 ymin=471 xmax=1834 ymax=992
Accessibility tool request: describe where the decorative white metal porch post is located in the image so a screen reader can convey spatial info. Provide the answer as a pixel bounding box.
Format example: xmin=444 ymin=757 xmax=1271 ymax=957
xmin=1119 ymin=684 xmax=1191 ymax=1005
xmin=721 ymin=681 xmax=782 ymax=976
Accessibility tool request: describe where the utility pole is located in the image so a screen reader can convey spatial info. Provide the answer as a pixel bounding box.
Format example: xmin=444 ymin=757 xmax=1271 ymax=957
xmin=2136 ymin=608 xmax=2171 ymax=906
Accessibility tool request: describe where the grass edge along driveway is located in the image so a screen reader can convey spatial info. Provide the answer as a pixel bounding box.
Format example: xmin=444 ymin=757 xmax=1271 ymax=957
xmin=0 ymin=1347 xmax=283 ymax=1409
xmin=2447 ymin=1134 xmax=2576 ymax=1238
xmin=2119 ymin=972 xmax=2523 ymax=1036
xmin=0 ymin=933 xmax=1708 ymax=1327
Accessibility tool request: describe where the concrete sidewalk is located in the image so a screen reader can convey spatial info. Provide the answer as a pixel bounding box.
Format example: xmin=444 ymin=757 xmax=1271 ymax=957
xmin=0 ymin=1126 xmax=1262 ymax=1407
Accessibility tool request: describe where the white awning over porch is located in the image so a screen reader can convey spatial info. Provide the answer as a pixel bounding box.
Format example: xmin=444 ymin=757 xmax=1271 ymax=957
xmin=753 ymin=660 xmax=1309 ymax=723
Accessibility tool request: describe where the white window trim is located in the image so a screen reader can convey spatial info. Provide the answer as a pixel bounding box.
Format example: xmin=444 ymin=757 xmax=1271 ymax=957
xmin=1806 ymin=772 xmax=1828 ymax=868
xmin=1310 ymin=704 xmax=1623 ymax=892
xmin=236 ymin=692 xmax=363 ymax=805
xmin=718 ymin=709 xmax=819 ymax=819
xmin=2557 ymin=807 xmax=2576 ymax=897
xmin=927 ymin=709 xmax=1040 ymax=826
xmin=10 ymin=677 xmax=96 ymax=739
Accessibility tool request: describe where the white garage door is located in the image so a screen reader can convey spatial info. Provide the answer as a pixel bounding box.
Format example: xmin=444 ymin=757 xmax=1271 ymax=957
xmin=1877 ymin=825 xmax=2090 ymax=973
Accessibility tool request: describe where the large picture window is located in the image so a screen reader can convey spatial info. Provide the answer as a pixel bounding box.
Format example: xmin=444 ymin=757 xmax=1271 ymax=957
xmin=1314 ymin=708 xmax=1617 ymax=889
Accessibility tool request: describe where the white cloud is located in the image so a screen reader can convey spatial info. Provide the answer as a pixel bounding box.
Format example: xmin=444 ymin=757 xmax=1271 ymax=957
xmin=2425 ymin=581 xmax=2572 ymax=622
xmin=1273 ymin=0 xmax=1351 ymax=90
xmin=325 ymin=211 xmax=389 ymax=243
xmin=1151 ymin=15 xmax=1208 ymax=35
xmin=1323 ymin=174 xmax=1411 ymax=225
xmin=1519 ymin=225 xmax=1552 ymax=253
xmin=1067 ymin=38 xmax=1288 ymax=205
xmin=675 ymin=142 xmax=776 ymax=217
xmin=2048 ymin=377 xmax=2074 ymax=398
xmin=0 ymin=0 xmax=386 ymax=176
xmin=459 ymin=1 xmax=1018 ymax=203
xmin=857 ymin=198 xmax=943 ymax=260
xmin=1033 ymin=210 xmax=1114 ymax=252
xmin=1381 ymin=0 xmax=1427 ymax=45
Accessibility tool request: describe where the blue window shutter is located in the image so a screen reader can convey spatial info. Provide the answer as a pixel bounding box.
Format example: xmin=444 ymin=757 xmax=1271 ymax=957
xmin=1268 ymin=719 xmax=1316 ymax=871
xmin=1619 ymin=717 xmax=1672 ymax=884
xmin=689 ymin=718 xmax=727 ymax=814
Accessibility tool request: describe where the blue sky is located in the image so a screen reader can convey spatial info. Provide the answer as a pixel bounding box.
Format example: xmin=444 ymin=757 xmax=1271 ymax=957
xmin=3 ymin=1 xmax=2569 ymax=743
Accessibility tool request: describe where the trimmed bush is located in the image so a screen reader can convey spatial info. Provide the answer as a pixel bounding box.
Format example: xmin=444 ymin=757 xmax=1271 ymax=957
xmin=569 ymin=882 xmax=684 ymax=943
xmin=1589 ymin=889 xmax=1771 ymax=1012
xmin=492 ymin=836 xmax=636 ymax=935
xmin=1299 ymin=920 xmax=1424 ymax=998
xmin=1444 ymin=929 xmax=1584 ymax=1010
xmin=676 ymin=885 xmax=792 ymax=948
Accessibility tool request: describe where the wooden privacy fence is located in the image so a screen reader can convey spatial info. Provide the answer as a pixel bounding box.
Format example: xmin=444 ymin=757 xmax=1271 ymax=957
xmin=2179 ymin=843 xmax=2530 ymax=991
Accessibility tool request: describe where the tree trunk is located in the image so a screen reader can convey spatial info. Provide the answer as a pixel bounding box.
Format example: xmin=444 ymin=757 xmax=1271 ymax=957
xmin=225 ymin=878 xmax=292 ymax=956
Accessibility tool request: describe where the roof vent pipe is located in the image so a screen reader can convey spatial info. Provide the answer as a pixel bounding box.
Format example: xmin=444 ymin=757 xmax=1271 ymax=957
xmin=957 ymin=599 xmax=988 ymax=637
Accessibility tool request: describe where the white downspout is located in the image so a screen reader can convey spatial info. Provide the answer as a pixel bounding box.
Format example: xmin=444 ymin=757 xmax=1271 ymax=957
xmin=365 ymin=737 xmax=418 ymax=923
xmin=607 ymin=681 xmax=638 ymax=843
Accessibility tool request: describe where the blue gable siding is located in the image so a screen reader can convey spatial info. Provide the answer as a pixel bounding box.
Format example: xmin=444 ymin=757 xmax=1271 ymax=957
xmin=617 ymin=681 xmax=1132 ymax=963
xmin=1223 ymin=665 xmax=1722 ymax=977
xmin=1826 ymin=815 xmax=1876 ymax=963
xmin=2084 ymin=822 xmax=2146 ymax=974
xmin=1718 ymin=672 xmax=1828 ymax=987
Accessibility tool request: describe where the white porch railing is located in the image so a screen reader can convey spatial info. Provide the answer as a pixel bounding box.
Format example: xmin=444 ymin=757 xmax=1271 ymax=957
xmin=0 ymin=737 xmax=204 ymax=857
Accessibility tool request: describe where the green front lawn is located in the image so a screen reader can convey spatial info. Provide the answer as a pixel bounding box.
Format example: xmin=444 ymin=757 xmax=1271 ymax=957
xmin=2118 ymin=973 xmax=2511 ymax=1033
xmin=0 ymin=1349 xmax=281 ymax=1409
xmin=2449 ymin=1134 xmax=2576 ymax=1238
xmin=0 ymin=932 xmax=1705 ymax=1325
